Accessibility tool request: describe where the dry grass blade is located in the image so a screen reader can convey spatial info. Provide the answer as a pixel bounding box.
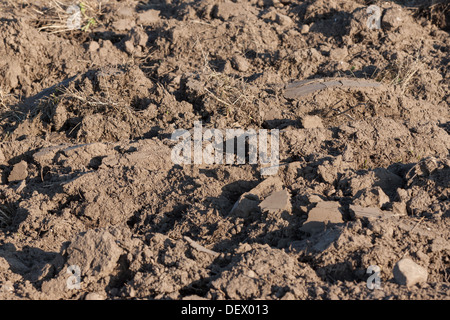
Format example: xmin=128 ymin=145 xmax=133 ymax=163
xmin=374 ymin=52 xmax=424 ymax=94
xmin=35 ymin=83 xmax=137 ymax=130
xmin=0 ymin=205 xmax=12 ymax=227
xmin=203 ymin=68 xmax=257 ymax=119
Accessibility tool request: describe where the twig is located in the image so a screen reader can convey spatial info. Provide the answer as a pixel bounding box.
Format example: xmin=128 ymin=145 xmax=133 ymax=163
xmin=410 ymin=216 xmax=425 ymax=233
xmin=204 ymin=88 xmax=233 ymax=108
xmin=184 ymin=236 xmax=219 ymax=257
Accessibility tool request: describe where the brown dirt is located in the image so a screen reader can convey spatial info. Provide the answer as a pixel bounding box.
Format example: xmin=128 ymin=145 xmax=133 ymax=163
xmin=0 ymin=0 xmax=448 ymax=300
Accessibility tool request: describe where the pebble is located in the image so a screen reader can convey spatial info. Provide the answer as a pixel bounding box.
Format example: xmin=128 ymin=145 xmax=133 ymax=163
xmin=300 ymin=24 xmax=310 ymax=34
xmin=275 ymin=13 xmax=292 ymax=26
xmin=393 ymin=258 xmax=428 ymax=287
xmin=124 ymin=40 xmax=135 ymax=54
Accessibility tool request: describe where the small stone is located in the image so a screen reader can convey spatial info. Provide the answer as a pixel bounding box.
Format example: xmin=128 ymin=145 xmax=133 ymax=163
xmin=300 ymin=201 xmax=343 ymax=234
xmin=300 ymin=24 xmax=310 ymax=34
xmin=222 ymin=60 xmax=232 ymax=74
xmin=259 ymin=189 xmax=291 ymax=213
xmin=128 ymin=287 xmax=136 ymax=298
xmin=85 ymin=292 xmax=105 ymax=300
xmin=301 ymin=115 xmax=323 ymax=129
xmin=88 ymin=41 xmax=100 ymax=52
xmin=393 ymin=258 xmax=428 ymax=287
xmin=247 ymin=270 xmax=256 ymax=278
xmin=124 ymin=40 xmax=135 ymax=54
xmin=275 ymin=13 xmax=292 ymax=26
xmin=231 ymin=55 xmax=250 ymax=72
xmin=137 ymin=10 xmax=160 ymax=25
xmin=8 ymin=161 xmax=28 ymax=182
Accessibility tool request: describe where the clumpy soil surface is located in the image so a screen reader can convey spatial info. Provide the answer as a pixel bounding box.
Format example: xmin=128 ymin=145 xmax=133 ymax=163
xmin=0 ymin=0 xmax=448 ymax=300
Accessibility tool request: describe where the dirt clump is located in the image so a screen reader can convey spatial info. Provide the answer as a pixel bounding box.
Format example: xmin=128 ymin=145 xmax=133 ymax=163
xmin=0 ymin=0 xmax=448 ymax=300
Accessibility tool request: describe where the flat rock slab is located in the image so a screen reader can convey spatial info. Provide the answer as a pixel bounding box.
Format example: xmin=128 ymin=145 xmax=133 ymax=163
xmin=300 ymin=201 xmax=343 ymax=235
xmin=284 ymin=77 xmax=382 ymax=99
xmin=8 ymin=160 xmax=28 ymax=182
xmin=259 ymin=189 xmax=291 ymax=213
xmin=350 ymin=205 xmax=394 ymax=220
xmin=393 ymin=258 xmax=428 ymax=287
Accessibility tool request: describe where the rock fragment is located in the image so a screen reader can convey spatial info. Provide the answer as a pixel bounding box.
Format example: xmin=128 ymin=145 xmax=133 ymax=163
xmin=300 ymin=201 xmax=343 ymax=234
xmin=275 ymin=13 xmax=292 ymax=26
xmin=393 ymin=258 xmax=428 ymax=287
xmin=230 ymin=176 xmax=284 ymax=218
xmin=349 ymin=205 xmax=387 ymax=220
xmin=300 ymin=24 xmax=310 ymax=34
xmin=259 ymin=189 xmax=291 ymax=213
xmin=8 ymin=161 xmax=28 ymax=182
